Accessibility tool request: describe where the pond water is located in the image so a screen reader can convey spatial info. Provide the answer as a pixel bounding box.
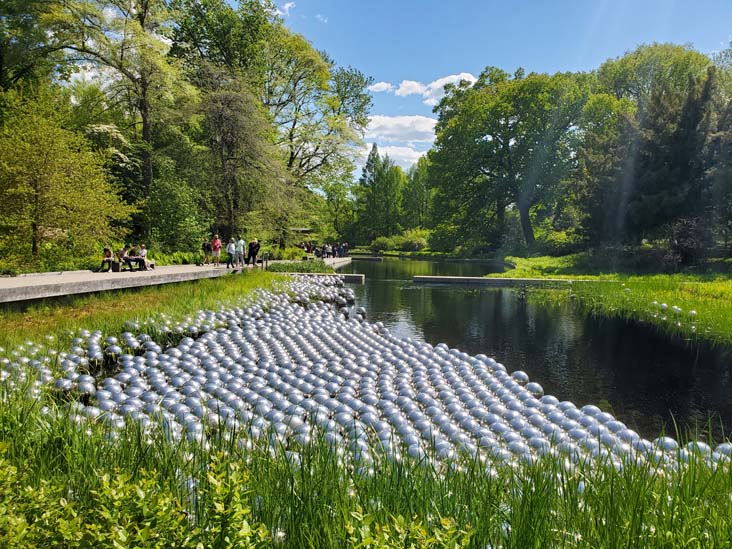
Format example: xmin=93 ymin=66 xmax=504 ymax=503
xmin=342 ymin=257 xmax=732 ymax=441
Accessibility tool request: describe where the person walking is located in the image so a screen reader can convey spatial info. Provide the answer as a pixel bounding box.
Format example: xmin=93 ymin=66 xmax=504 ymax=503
xmin=235 ymin=236 xmax=246 ymax=267
xmin=211 ymin=234 xmax=222 ymax=267
xmin=226 ymin=238 xmax=236 ymax=268
xmin=247 ymin=238 xmax=260 ymax=268
xmin=201 ymin=238 xmax=212 ymax=265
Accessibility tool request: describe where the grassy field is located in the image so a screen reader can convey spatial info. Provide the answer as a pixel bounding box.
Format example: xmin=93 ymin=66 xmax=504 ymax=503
xmin=0 ymin=270 xmax=281 ymax=350
xmin=488 ymin=255 xmax=732 ymax=348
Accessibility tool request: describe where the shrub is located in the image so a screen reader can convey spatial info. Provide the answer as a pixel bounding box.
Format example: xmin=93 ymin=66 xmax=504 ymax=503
xmin=345 ymin=508 xmax=473 ymax=548
xmin=398 ymin=228 xmax=430 ymax=251
xmin=263 ymin=247 xmax=307 ymax=261
xmin=667 ymin=217 xmax=710 ymax=266
xmin=370 ymin=236 xmax=393 ymax=253
xmin=534 ymin=229 xmax=585 ymax=257
xmin=428 ymin=224 xmax=459 ymax=253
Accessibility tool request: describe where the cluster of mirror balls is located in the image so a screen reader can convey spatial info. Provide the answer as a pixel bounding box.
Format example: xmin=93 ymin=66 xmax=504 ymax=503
xmin=2 ymin=274 xmax=731 ymax=471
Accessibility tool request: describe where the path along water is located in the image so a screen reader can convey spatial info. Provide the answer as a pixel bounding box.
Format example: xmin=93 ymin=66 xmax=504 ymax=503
xmin=341 ymin=258 xmax=732 ymax=441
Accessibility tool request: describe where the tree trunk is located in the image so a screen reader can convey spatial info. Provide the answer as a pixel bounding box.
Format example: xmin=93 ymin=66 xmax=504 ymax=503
xmin=518 ymin=201 xmax=535 ymax=247
xmin=138 ymin=78 xmax=153 ymax=240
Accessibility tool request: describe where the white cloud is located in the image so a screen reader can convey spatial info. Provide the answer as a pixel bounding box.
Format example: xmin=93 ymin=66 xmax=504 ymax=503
xmin=276 ymin=2 xmax=296 ymax=16
xmin=395 ymin=80 xmax=427 ymax=97
xmin=379 ymin=145 xmax=427 ymax=169
xmin=365 ymin=115 xmax=437 ymax=144
xmin=356 ymin=143 xmax=426 ymax=171
xmin=368 ymin=81 xmax=394 ymax=93
xmin=377 ymin=72 xmax=477 ymax=106
xmin=315 ymin=13 xmax=328 ymax=23
xmin=421 ymin=72 xmax=477 ymax=105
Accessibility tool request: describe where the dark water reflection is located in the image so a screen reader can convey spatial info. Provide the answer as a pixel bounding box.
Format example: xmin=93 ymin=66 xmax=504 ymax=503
xmin=342 ymin=258 xmax=732 ymax=441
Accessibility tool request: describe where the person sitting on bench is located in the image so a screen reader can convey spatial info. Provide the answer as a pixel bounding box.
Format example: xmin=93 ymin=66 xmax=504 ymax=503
xmin=117 ymin=245 xmax=140 ymax=272
xmin=99 ymin=247 xmax=114 ymax=272
xmin=128 ymin=245 xmax=147 ymax=271
xmin=138 ymin=243 xmax=153 ymax=270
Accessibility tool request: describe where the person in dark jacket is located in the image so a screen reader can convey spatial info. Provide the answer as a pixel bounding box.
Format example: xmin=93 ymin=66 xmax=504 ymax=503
xmin=246 ymin=239 xmax=260 ymax=268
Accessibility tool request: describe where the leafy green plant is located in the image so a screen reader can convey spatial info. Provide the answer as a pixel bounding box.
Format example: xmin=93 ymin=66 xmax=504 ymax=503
xmin=345 ymin=508 xmax=472 ymax=548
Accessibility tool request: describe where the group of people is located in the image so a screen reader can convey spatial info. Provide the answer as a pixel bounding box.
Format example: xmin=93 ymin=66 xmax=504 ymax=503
xmin=201 ymin=234 xmax=260 ymax=268
xmin=99 ymin=244 xmax=153 ymax=272
xmin=302 ymin=242 xmax=348 ymax=259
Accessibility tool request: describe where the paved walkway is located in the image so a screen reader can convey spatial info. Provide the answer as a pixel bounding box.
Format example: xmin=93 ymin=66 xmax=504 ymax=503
xmin=0 ymin=257 xmax=352 ymax=304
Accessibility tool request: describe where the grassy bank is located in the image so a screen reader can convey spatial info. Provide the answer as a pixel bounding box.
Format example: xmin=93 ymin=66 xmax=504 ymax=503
xmin=266 ymin=259 xmax=334 ymax=273
xmin=0 ymin=270 xmax=280 ymax=350
xmin=487 ymin=255 xmax=732 ymax=347
xmin=2 ymin=385 xmax=732 ymax=547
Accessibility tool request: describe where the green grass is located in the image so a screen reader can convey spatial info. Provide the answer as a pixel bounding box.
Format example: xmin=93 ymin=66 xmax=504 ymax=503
xmin=266 ymin=259 xmax=334 ymax=273
xmin=2 ymin=384 xmax=732 ymax=547
xmin=0 ymin=270 xmax=281 ymax=350
xmin=487 ymin=254 xmax=732 ymax=348
xmin=2 ymin=260 xmax=732 ymax=546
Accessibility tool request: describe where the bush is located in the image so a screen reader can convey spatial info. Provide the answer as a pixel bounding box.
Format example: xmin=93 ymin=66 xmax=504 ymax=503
xmin=262 ymin=247 xmax=307 ymax=261
xmin=667 ymin=217 xmax=710 ymax=266
xmin=370 ymin=236 xmax=393 ymax=253
xmin=398 ymin=228 xmax=430 ymax=251
xmin=428 ymin=224 xmax=459 ymax=253
xmin=534 ymin=229 xmax=585 ymax=256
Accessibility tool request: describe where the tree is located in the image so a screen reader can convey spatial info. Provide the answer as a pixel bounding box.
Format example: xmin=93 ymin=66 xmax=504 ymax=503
xmin=622 ymin=68 xmax=715 ymax=240
xmin=145 ymin=160 xmax=204 ymax=252
xmin=571 ymin=92 xmax=636 ymax=244
xmin=402 ymin=156 xmax=433 ymax=229
xmin=59 ymin=0 xmax=193 ymax=227
xmin=170 ymin=0 xmax=273 ymax=79
xmin=598 ymin=43 xmax=711 ymax=105
xmin=0 ymin=89 xmax=133 ymax=262
xmin=262 ymin=28 xmax=372 ymax=185
xmin=0 ymin=0 xmax=71 ymax=92
xmin=354 ymin=144 xmax=405 ymax=242
xmin=431 ymin=68 xmax=589 ymax=248
xmin=197 ymin=65 xmax=285 ymax=239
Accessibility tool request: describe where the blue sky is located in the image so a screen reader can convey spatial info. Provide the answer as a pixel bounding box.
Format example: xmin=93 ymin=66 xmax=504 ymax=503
xmin=277 ymin=0 xmax=732 ymax=168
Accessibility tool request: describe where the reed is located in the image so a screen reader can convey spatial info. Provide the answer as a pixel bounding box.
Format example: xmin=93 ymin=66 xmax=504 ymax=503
xmin=2 ymin=385 xmax=731 ymax=547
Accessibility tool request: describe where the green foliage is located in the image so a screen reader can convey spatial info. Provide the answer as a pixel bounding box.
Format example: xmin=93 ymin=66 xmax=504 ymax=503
xmin=428 ymin=224 xmax=460 ymax=253
xmin=263 ymin=247 xmax=308 ymax=261
xmin=0 ymin=88 xmax=135 ymax=266
xmin=146 ymin=161 xmax=206 ymax=252
xmin=369 ymin=229 xmax=431 ymax=253
xmin=345 ymin=508 xmax=472 ymax=548
xmin=266 ymin=260 xmax=333 ymax=273
xmin=355 ymin=145 xmax=406 ymax=243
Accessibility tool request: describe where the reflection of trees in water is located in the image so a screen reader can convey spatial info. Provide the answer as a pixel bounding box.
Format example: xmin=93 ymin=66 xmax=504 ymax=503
xmin=347 ymin=259 xmax=732 ymax=440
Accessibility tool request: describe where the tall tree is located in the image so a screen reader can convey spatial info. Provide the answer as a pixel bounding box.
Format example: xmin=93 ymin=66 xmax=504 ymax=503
xmin=402 ymin=156 xmax=433 ymax=229
xmin=431 ymin=68 xmax=589 ymax=247
xmin=0 ymin=0 xmax=71 ymax=92
xmin=197 ymin=64 xmax=285 ymax=239
xmin=355 ymin=144 xmax=405 ymax=242
xmin=0 ymin=89 xmax=133 ymax=261
xmin=262 ymin=28 xmax=372 ymax=185
xmin=623 ymin=68 xmax=715 ymax=239
xmin=59 ymin=0 xmax=192 ymax=227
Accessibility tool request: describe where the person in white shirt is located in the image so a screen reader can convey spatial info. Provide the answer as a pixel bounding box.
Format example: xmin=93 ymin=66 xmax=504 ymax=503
xmin=235 ymin=236 xmax=246 ymax=267
xmin=226 ymin=238 xmax=236 ymax=268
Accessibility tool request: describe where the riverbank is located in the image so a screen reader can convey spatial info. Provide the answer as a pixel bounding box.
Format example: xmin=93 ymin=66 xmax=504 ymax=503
xmin=0 ymin=270 xmax=281 ymax=349
xmin=486 ymin=255 xmax=732 ymax=348
xmin=1 ymin=274 xmax=731 ymax=547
